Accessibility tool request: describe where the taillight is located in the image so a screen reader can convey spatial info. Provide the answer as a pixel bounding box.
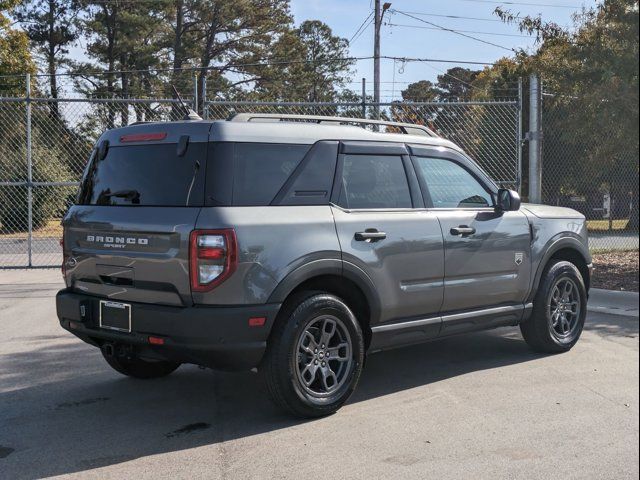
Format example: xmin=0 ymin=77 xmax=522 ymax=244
xmin=189 ymin=229 xmax=237 ymax=292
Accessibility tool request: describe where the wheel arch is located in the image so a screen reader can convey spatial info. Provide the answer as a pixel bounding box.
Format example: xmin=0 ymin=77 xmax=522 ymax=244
xmin=528 ymin=236 xmax=592 ymax=303
xmin=267 ymin=259 xmax=381 ymax=348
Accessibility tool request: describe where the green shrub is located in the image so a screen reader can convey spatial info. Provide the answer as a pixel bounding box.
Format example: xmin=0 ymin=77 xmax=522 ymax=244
xmin=0 ymin=143 xmax=75 ymax=233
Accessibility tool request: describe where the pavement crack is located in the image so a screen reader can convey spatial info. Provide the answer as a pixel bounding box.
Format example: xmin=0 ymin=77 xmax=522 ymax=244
xmin=55 ymin=397 xmax=110 ymax=409
xmin=581 ymin=384 xmax=625 ymax=407
xmin=165 ymin=422 xmax=211 ymax=438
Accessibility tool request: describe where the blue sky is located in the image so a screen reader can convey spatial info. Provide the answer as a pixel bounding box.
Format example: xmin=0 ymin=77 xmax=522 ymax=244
xmin=60 ymin=0 xmax=601 ymax=100
xmin=290 ymin=0 xmax=600 ymax=99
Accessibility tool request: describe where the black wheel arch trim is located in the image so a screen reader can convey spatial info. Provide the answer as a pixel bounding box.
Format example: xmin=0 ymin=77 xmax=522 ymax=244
xmin=527 ymin=234 xmax=591 ymax=303
xmin=266 ymin=258 xmax=382 ymax=325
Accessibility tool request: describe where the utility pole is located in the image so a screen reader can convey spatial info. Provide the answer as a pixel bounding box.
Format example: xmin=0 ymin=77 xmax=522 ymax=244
xmin=374 ymin=1 xmax=391 ymax=120
xmin=361 ymin=77 xmax=367 ymax=118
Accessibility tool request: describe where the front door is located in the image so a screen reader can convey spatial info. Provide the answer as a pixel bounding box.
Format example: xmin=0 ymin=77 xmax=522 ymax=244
xmin=411 ymin=154 xmax=532 ymax=314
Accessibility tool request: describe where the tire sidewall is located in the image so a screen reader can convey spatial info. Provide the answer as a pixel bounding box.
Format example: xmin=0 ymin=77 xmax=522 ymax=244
xmin=538 ymin=261 xmax=587 ymax=349
xmin=279 ymin=294 xmax=364 ymax=413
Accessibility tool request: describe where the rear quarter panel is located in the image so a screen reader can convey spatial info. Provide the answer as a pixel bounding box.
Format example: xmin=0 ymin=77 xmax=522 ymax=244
xmin=194 ymin=206 xmax=341 ymax=305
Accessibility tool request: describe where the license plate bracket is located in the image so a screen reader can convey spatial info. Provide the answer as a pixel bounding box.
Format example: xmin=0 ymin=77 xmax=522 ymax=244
xmin=99 ymin=300 xmax=132 ymax=332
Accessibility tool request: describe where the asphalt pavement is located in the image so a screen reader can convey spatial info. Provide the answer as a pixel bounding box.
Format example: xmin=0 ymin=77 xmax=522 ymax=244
xmin=0 ymin=270 xmax=638 ymax=479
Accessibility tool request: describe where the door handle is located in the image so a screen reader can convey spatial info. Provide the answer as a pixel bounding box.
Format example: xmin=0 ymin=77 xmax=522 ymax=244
xmin=450 ymin=225 xmax=476 ymax=236
xmin=354 ymin=229 xmax=387 ymax=242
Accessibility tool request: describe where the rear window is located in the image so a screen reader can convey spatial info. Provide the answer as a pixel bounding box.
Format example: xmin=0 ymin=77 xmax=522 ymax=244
xmin=232 ymin=143 xmax=310 ymax=205
xmin=78 ymin=143 xmax=206 ymax=206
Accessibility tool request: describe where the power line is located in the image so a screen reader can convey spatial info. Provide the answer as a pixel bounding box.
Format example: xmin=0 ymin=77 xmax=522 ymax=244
xmin=386 ymin=22 xmax=532 ymax=38
xmin=421 ymin=62 xmax=483 ymax=93
xmin=452 ymin=0 xmax=582 ymax=8
xmin=351 ymin=16 xmax=374 ymax=45
xmin=349 ymin=11 xmax=374 ymax=44
xmin=0 ymin=55 xmax=501 ymax=80
xmin=380 ymin=56 xmax=495 ymax=66
xmin=397 ymin=11 xmax=505 ymax=22
xmin=390 ymin=9 xmax=515 ymax=52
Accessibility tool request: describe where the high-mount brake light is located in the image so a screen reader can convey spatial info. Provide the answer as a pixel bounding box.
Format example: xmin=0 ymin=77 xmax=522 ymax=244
xmin=189 ymin=229 xmax=237 ymax=292
xmin=119 ymin=132 xmax=167 ymax=143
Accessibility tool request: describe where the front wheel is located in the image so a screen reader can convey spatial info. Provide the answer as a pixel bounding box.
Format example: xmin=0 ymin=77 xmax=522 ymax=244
xmin=521 ymin=260 xmax=587 ymax=353
xmin=263 ymin=292 xmax=365 ymax=418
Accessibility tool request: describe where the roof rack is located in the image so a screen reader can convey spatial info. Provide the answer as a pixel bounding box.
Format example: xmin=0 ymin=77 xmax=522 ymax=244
xmin=228 ymin=113 xmax=438 ymax=137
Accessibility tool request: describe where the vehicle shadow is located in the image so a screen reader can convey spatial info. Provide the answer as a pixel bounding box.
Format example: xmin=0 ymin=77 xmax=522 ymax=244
xmin=1 ymin=311 xmax=635 ymax=479
xmin=582 ymin=311 xmax=639 ymax=338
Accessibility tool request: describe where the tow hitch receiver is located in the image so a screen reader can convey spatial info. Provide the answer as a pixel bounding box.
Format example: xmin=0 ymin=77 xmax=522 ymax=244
xmin=101 ymin=342 xmax=134 ymax=360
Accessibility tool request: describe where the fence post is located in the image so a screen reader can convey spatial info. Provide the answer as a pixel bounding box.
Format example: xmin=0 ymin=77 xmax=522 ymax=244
xmin=528 ymin=74 xmax=542 ymax=203
xmin=361 ymin=78 xmax=366 ymax=118
xmin=517 ymin=77 xmax=523 ymax=194
xmin=193 ymin=73 xmax=198 ymax=114
xmin=202 ymin=74 xmax=208 ymax=119
xmin=25 ymin=73 xmax=33 ymax=267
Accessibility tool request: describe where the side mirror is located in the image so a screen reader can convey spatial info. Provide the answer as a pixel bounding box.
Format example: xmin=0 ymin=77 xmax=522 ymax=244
xmin=496 ymin=188 xmax=521 ymax=212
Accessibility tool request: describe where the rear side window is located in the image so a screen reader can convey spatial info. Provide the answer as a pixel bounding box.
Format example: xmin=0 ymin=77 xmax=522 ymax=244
xmin=78 ymin=143 xmax=206 ymax=206
xmin=337 ymin=155 xmax=412 ymax=209
xmin=232 ymin=143 xmax=310 ymax=205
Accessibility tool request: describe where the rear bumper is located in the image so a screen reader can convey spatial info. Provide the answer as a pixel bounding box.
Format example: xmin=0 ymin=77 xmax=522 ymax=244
xmin=56 ymin=289 xmax=280 ymax=371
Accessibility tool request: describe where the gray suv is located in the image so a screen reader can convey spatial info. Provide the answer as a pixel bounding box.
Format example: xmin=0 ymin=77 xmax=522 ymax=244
xmin=56 ymin=114 xmax=592 ymax=417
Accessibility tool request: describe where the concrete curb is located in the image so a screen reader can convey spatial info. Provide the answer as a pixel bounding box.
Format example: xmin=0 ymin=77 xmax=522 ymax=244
xmin=588 ymin=288 xmax=639 ymax=318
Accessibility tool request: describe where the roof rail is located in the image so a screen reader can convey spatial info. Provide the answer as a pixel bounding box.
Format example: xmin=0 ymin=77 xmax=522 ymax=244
xmin=228 ymin=113 xmax=438 ymax=137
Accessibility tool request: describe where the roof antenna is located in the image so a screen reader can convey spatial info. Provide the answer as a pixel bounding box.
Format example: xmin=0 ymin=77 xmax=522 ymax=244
xmin=171 ymin=85 xmax=202 ymax=121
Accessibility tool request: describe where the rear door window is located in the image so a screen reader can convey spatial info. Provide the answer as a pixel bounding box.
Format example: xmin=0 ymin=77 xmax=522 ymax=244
xmin=232 ymin=143 xmax=310 ymax=205
xmin=336 ymin=154 xmax=412 ymax=209
xmin=78 ymin=143 xmax=206 ymax=206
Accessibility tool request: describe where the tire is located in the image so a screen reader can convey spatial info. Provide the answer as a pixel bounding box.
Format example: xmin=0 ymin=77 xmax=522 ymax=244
xmin=262 ymin=291 xmax=365 ymax=418
xmin=521 ymin=260 xmax=587 ymax=353
xmin=101 ymin=350 xmax=180 ymax=379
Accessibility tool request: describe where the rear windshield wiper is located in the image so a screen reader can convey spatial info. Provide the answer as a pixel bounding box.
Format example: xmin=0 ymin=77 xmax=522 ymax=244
xmin=97 ymin=189 xmax=141 ymax=204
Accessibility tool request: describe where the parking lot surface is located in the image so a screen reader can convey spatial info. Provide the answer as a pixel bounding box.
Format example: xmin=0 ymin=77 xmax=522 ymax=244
xmin=1 ymin=271 xmax=638 ymax=479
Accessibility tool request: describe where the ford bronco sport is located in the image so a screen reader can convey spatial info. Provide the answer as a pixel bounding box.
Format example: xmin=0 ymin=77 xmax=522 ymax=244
xmin=56 ymin=113 xmax=592 ymax=417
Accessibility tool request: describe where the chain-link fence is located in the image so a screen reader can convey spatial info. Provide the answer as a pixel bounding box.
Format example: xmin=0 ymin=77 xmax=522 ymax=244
xmin=1 ymin=72 xmax=637 ymax=269
xmin=541 ymin=93 xmax=639 ymax=253
xmin=0 ymin=74 xmax=521 ymax=268
xmin=204 ymin=101 xmax=521 ymax=188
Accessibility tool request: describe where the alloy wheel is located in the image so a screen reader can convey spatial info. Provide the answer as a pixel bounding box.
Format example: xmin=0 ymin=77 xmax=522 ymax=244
xmin=547 ymin=277 xmax=581 ymax=339
xmin=295 ymin=315 xmax=353 ymax=397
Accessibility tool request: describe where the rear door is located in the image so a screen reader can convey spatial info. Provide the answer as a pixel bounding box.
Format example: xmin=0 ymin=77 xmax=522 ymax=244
xmin=410 ymin=147 xmax=531 ymax=319
xmin=63 ymin=124 xmax=210 ymax=307
xmin=331 ymin=142 xmax=444 ymax=335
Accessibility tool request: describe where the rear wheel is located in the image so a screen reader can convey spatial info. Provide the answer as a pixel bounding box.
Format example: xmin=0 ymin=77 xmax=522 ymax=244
xmin=521 ymin=260 xmax=587 ymax=353
xmin=263 ymin=292 xmax=365 ymax=418
xmin=101 ymin=350 xmax=180 ymax=379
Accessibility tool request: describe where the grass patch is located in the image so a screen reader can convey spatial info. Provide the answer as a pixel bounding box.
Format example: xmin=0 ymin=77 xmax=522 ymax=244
xmin=0 ymin=219 xmax=63 ymax=239
xmin=587 ymin=219 xmax=629 ymax=231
